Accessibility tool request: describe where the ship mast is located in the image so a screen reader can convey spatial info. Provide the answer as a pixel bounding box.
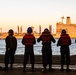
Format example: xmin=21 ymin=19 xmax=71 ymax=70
xmin=61 ymin=16 xmax=64 ymax=24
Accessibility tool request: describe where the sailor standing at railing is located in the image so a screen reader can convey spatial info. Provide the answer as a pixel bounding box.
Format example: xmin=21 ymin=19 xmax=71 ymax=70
xmin=57 ymin=29 xmax=71 ymax=71
xmin=3 ymin=29 xmax=17 ymax=71
xmin=22 ymin=27 xmax=36 ymax=72
xmin=37 ymin=28 xmax=56 ymax=72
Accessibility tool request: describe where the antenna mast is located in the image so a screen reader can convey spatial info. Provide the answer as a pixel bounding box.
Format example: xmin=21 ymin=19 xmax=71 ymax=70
xmin=61 ymin=16 xmax=64 ymax=24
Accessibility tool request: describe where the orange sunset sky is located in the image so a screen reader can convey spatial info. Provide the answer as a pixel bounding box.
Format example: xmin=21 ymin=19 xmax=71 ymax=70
xmin=0 ymin=0 xmax=76 ymax=33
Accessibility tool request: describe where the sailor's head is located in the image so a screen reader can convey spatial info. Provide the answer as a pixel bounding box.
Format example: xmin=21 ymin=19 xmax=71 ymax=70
xmin=61 ymin=29 xmax=66 ymax=34
xmin=8 ymin=29 xmax=14 ymax=35
xmin=27 ymin=27 xmax=32 ymax=33
xmin=44 ymin=28 xmax=49 ymax=32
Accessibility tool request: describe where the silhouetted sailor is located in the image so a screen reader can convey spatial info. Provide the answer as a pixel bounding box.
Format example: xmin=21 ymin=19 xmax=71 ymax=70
xmin=57 ymin=29 xmax=71 ymax=71
xmin=37 ymin=28 xmax=56 ymax=72
xmin=4 ymin=29 xmax=17 ymax=71
xmin=22 ymin=27 xmax=36 ymax=72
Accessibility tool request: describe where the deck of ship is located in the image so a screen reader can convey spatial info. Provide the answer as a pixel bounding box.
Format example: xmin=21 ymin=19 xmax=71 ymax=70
xmin=0 ymin=55 xmax=76 ymax=75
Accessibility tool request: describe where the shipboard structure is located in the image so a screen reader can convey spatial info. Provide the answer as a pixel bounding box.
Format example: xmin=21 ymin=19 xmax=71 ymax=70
xmin=56 ymin=16 xmax=76 ymax=38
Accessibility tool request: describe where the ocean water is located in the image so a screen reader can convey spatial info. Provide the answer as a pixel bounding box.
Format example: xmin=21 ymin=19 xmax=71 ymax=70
xmin=0 ymin=39 xmax=76 ymax=55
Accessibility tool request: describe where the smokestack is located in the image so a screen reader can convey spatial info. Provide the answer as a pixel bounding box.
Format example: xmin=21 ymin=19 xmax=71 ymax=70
xmin=19 ymin=26 xmax=22 ymax=34
xmin=17 ymin=26 xmax=22 ymax=34
xmin=66 ymin=17 xmax=71 ymax=25
xmin=0 ymin=28 xmax=2 ymax=34
xmin=39 ymin=25 xmax=41 ymax=34
xmin=17 ymin=26 xmax=19 ymax=34
xmin=49 ymin=25 xmax=52 ymax=33
xmin=31 ymin=26 xmax=34 ymax=33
